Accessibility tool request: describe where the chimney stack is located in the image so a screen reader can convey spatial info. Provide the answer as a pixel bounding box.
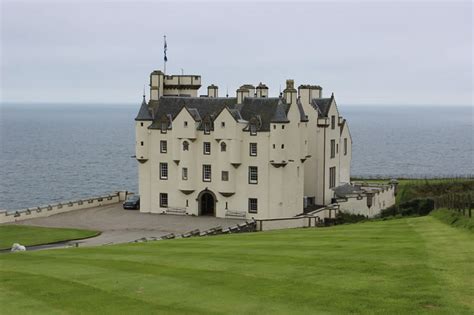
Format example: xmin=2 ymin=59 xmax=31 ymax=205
xmin=284 ymin=79 xmax=297 ymax=105
xmin=207 ymin=84 xmax=218 ymax=98
xmin=256 ymin=82 xmax=269 ymax=98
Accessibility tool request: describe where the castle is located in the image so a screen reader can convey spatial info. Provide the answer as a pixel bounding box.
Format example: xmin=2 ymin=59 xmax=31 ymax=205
xmin=134 ymin=70 xmax=353 ymax=219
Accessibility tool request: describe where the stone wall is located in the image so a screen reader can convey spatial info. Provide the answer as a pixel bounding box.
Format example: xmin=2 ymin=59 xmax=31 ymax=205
xmin=0 ymin=191 xmax=128 ymax=224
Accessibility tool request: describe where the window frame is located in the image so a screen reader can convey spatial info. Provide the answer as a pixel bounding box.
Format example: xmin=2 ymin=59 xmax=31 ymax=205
xmin=160 ymin=140 xmax=167 ymax=153
xmin=329 ymin=167 xmax=336 ymax=188
xmin=182 ymin=167 xmax=188 ymax=180
xmin=331 ymin=115 xmax=336 ymax=130
xmin=159 ymin=193 xmax=168 ymax=208
xmin=330 ymin=139 xmax=336 ymax=158
xmin=221 ymin=171 xmax=229 ymax=181
xmin=183 ymin=141 xmax=189 ymax=151
xmin=248 ymin=198 xmax=258 ymax=213
xmin=248 ymin=166 xmax=258 ymax=184
xmin=159 ymin=163 xmax=168 ymax=180
xmin=203 ymin=142 xmax=211 ymax=155
xmin=220 ymin=142 xmax=227 ymax=152
xmin=202 ymin=164 xmax=212 ymax=182
xmin=249 ymin=143 xmax=257 ymax=156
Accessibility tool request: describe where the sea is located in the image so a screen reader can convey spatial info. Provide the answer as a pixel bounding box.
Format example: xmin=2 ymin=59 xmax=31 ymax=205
xmin=0 ymin=103 xmax=472 ymax=211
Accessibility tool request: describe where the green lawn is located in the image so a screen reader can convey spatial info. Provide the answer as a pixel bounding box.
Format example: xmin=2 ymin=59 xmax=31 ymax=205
xmin=0 ymin=216 xmax=472 ymax=314
xmin=0 ymin=225 xmax=99 ymax=250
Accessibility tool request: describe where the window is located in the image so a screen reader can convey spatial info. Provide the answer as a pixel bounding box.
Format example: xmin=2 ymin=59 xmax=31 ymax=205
xmin=160 ymin=140 xmax=167 ymax=153
xmin=183 ymin=141 xmax=189 ymax=151
xmin=249 ymin=143 xmax=257 ymax=156
xmin=140 ymin=122 xmax=144 ymax=127
xmin=184 ymin=121 xmax=188 ymax=127
xmin=140 ymin=141 xmax=144 ymax=146
xmin=250 ymin=123 xmax=257 ymax=136
xmin=281 ymin=144 xmax=284 ymax=149
xmin=344 ymin=138 xmax=348 ymax=155
xmin=182 ymin=167 xmax=188 ymax=180
xmin=273 ymin=125 xmax=276 ymax=130
xmin=282 ymin=125 xmax=285 ymax=130
xmin=330 ymin=140 xmax=335 ymax=158
xmin=336 ymin=144 xmax=339 ymax=154
xmin=221 ymin=171 xmax=229 ymax=181
xmin=249 ymin=166 xmax=258 ymax=184
xmin=273 ymin=144 xmax=276 ymax=149
xmin=331 ymin=115 xmax=336 ymax=130
xmin=203 ymin=164 xmax=211 ymax=182
xmin=160 ymin=122 xmax=168 ymax=134
xmin=159 ymin=193 xmax=168 ymax=207
xmin=203 ymin=142 xmax=211 ymax=155
xmin=329 ymin=167 xmax=336 ymax=188
xmin=160 ymin=163 xmax=168 ymax=180
xmin=248 ymin=198 xmax=258 ymax=213
xmin=204 ymin=122 xmax=211 ymax=134
xmin=221 ymin=122 xmax=225 ymax=128
xmin=220 ymin=142 xmax=227 ymax=152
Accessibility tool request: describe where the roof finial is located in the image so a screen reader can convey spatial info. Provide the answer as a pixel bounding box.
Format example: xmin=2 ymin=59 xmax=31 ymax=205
xmin=226 ymin=86 xmax=229 ymax=98
xmin=142 ymin=85 xmax=146 ymax=105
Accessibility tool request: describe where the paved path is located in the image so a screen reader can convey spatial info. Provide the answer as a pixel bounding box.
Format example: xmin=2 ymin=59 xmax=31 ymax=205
xmin=12 ymin=204 xmax=244 ymax=247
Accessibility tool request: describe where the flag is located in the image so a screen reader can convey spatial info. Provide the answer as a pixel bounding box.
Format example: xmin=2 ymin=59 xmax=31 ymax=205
xmin=164 ymin=37 xmax=168 ymax=62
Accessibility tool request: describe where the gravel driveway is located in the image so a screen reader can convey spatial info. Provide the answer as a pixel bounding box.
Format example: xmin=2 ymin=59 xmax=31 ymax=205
xmin=12 ymin=203 xmax=244 ymax=247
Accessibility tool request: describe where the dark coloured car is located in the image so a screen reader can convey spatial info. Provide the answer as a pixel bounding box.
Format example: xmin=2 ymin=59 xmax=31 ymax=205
xmin=123 ymin=195 xmax=140 ymax=210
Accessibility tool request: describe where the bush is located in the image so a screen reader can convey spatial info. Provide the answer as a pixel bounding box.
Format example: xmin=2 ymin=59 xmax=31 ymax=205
xmin=380 ymin=198 xmax=434 ymax=218
xmin=336 ymin=212 xmax=368 ymax=224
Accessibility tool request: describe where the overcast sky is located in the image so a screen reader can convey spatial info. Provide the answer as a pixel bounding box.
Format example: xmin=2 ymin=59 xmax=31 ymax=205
xmin=1 ymin=0 xmax=472 ymax=105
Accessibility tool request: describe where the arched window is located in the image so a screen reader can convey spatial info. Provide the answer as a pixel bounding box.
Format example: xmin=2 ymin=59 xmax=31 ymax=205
xmin=220 ymin=142 xmax=227 ymax=152
xmin=183 ymin=141 xmax=189 ymax=151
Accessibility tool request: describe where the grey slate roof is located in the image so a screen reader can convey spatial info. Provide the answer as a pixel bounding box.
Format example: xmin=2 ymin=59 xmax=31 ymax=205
xmin=138 ymin=96 xmax=308 ymax=132
xmin=311 ymin=97 xmax=333 ymax=117
xmin=135 ymin=97 xmax=153 ymax=120
xmin=332 ymin=183 xmax=364 ymax=197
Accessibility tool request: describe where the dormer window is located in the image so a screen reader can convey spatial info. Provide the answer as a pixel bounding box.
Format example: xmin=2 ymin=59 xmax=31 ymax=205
xmin=250 ymin=124 xmax=257 ymax=136
xmin=204 ymin=122 xmax=211 ymax=134
xmin=160 ymin=122 xmax=167 ymax=133
xmin=221 ymin=142 xmax=227 ymax=152
xmin=183 ymin=141 xmax=189 ymax=151
xmin=160 ymin=116 xmax=169 ymax=134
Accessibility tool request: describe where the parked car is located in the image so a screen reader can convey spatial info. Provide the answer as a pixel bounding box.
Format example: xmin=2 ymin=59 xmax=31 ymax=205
xmin=123 ymin=195 xmax=140 ymax=210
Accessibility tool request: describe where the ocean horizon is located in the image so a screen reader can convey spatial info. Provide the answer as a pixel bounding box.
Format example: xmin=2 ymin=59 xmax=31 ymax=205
xmin=1 ymin=102 xmax=472 ymax=211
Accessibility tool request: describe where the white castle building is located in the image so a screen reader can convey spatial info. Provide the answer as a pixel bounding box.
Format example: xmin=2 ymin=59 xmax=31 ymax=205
xmin=135 ymin=70 xmax=353 ymax=219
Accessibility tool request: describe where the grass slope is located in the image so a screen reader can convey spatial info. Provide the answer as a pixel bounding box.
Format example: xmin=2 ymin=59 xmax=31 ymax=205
xmin=431 ymin=208 xmax=474 ymax=231
xmin=0 ymin=225 xmax=99 ymax=250
xmin=1 ymin=217 xmax=473 ymax=314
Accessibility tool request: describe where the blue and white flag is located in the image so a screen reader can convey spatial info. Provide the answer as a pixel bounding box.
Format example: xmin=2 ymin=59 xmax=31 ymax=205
xmin=164 ymin=36 xmax=168 ymax=62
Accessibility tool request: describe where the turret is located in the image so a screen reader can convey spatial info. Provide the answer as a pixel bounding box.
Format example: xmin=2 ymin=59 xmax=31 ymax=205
xmin=150 ymin=70 xmax=164 ymax=100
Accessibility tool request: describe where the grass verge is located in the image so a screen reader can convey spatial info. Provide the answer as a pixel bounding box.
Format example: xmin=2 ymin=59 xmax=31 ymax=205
xmin=431 ymin=208 xmax=474 ymax=232
xmin=0 ymin=217 xmax=472 ymax=314
xmin=0 ymin=225 xmax=99 ymax=250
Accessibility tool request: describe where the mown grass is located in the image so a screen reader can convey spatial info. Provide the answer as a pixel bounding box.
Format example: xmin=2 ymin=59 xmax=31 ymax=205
xmin=0 ymin=225 xmax=99 ymax=250
xmin=1 ymin=217 xmax=472 ymax=314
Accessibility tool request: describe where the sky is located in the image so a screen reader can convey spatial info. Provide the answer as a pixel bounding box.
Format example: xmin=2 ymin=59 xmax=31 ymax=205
xmin=1 ymin=0 xmax=472 ymax=105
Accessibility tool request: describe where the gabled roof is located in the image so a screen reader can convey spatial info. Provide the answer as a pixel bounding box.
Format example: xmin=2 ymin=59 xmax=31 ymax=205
xmin=141 ymin=95 xmax=307 ymax=131
xmin=311 ymin=96 xmax=333 ymax=117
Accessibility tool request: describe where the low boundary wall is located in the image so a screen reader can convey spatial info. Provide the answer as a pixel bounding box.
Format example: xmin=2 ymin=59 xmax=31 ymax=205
xmin=255 ymin=205 xmax=340 ymax=231
xmin=0 ymin=191 xmax=129 ymax=224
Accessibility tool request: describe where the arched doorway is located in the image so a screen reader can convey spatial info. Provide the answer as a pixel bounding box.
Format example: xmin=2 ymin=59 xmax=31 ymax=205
xmin=198 ymin=190 xmax=216 ymax=216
